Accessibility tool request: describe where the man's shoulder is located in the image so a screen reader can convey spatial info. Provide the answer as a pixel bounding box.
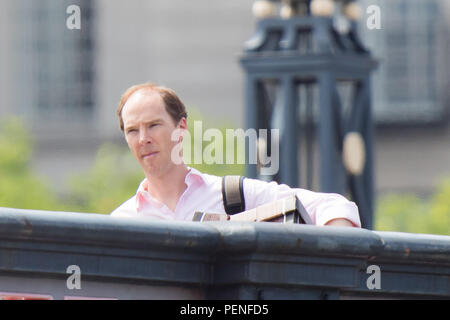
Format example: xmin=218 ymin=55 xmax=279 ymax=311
xmin=195 ymin=169 xmax=273 ymax=187
xmin=188 ymin=167 xmax=222 ymax=187
xmin=242 ymin=176 xmax=285 ymax=193
xmin=194 ymin=171 xmax=278 ymax=195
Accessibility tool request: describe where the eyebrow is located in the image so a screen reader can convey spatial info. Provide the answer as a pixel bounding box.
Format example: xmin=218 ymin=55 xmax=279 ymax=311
xmin=124 ymin=118 xmax=164 ymax=132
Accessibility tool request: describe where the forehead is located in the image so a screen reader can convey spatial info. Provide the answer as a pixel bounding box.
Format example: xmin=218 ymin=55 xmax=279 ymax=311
xmin=122 ymin=90 xmax=169 ymax=125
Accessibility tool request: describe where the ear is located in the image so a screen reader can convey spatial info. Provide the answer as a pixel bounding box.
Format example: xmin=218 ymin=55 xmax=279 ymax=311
xmin=178 ymin=117 xmax=187 ymax=130
xmin=175 ymin=117 xmax=187 ymax=143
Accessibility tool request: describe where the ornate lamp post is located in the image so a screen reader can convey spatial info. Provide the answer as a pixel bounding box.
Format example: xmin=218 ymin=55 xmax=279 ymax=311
xmin=241 ymin=0 xmax=378 ymax=228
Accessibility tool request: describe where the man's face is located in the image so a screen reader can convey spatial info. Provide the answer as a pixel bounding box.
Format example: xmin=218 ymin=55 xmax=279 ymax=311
xmin=121 ymin=90 xmax=186 ymax=178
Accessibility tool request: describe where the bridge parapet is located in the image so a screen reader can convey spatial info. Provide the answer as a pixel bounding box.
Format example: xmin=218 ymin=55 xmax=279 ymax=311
xmin=0 ymin=208 xmax=448 ymax=299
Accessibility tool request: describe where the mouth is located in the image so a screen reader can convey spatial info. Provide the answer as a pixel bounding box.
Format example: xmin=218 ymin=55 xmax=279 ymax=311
xmin=142 ymin=151 xmax=159 ymax=159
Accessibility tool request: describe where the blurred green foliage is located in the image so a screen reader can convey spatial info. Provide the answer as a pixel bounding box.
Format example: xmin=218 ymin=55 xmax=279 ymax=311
xmin=374 ymin=181 xmax=450 ymax=235
xmin=1 ymin=116 xmax=447 ymax=235
xmin=65 ymin=143 xmax=143 ymax=213
xmin=0 ymin=117 xmax=62 ymax=210
xmin=183 ymin=109 xmax=245 ymax=177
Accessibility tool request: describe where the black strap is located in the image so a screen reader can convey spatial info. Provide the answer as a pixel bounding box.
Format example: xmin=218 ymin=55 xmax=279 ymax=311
xmin=222 ymin=175 xmax=245 ymax=215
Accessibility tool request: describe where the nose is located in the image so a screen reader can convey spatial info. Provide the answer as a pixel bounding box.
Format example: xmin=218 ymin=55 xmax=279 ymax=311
xmin=139 ymin=127 xmax=152 ymax=145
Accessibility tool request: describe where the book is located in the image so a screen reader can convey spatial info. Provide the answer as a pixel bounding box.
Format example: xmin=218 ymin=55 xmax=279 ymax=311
xmin=192 ymin=194 xmax=313 ymax=224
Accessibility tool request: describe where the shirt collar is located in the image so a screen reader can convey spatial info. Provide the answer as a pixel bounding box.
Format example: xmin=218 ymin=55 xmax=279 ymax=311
xmin=184 ymin=166 xmax=207 ymax=186
xmin=135 ymin=167 xmax=206 ymax=211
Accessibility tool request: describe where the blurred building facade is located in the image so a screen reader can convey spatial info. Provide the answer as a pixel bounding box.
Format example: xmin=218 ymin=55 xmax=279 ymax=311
xmin=359 ymin=0 xmax=450 ymax=195
xmin=360 ymin=0 xmax=450 ymax=124
xmin=0 ymin=0 xmax=449 ymax=198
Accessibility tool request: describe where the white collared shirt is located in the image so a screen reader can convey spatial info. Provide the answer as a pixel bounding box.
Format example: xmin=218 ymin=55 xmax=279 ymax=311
xmin=110 ymin=167 xmax=361 ymax=227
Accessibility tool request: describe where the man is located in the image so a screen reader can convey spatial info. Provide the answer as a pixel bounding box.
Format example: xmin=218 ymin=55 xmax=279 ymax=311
xmin=111 ymin=83 xmax=361 ymax=227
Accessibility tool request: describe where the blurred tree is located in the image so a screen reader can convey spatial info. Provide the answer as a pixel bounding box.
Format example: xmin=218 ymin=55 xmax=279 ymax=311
xmin=0 ymin=117 xmax=62 ymax=210
xmin=66 ymin=142 xmax=143 ymax=214
xmin=183 ymin=109 xmax=245 ymax=177
xmin=374 ymin=180 xmax=450 ymax=235
xmin=428 ymin=179 xmax=450 ymax=235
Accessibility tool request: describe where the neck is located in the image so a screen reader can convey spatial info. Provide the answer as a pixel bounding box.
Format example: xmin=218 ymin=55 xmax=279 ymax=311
xmin=144 ymin=164 xmax=190 ymax=211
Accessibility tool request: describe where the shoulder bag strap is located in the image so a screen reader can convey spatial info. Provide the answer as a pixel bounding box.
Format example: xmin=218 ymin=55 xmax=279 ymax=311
xmin=222 ymin=175 xmax=246 ymax=215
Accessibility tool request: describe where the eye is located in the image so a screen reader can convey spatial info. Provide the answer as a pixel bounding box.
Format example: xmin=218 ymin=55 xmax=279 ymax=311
xmin=126 ymin=128 xmax=137 ymax=134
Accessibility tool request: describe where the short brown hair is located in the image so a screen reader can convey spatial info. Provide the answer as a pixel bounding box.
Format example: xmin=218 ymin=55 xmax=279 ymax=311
xmin=117 ymin=83 xmax=188 ymax=131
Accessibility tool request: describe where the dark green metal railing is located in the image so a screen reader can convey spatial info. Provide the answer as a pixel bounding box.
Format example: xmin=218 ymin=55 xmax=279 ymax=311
xmin=0 ymin=208 xmax=448 ymax=299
